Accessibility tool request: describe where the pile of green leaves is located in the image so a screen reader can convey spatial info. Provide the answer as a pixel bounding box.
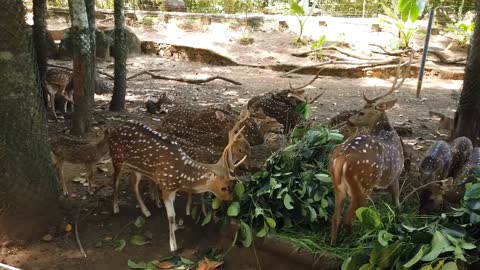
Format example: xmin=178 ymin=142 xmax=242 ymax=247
xmin=446 ymin=21 xmax=476 ymax=47
xmin=191 ymin=125 xmax=344 ymax=247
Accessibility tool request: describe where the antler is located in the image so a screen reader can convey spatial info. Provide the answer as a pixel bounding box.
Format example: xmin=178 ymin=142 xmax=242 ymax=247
xmin=363 ymin=53 xmax=413 ymax=104
xmin=308 ymin=89 xmax=327 ymax=104
xmin=222 ymin=125 xmax=247 ymax=174
xmin=289 ymin=67 xmax=326 ymax=92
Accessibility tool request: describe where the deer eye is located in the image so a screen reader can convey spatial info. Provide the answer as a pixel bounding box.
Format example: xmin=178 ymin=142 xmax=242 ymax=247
xmin=221 ymin=187 xmax=227 ymax=191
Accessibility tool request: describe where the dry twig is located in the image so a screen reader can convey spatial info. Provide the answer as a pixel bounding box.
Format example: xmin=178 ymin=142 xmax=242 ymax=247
xmin=130 ymin=70 xmax=242 ymax=85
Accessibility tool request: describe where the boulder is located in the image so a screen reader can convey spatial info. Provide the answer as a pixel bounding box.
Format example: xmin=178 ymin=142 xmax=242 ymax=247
xmin=57 ymin=28 xmax=113 ymax=61
xmin=104 ymin=27 xmax=142 ymax=57
xmin=162 ymin=0 xmax=187 ymax=12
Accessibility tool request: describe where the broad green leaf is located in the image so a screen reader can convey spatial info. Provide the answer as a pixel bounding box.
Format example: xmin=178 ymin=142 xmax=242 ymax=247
xmin=265 ymin=217 xmax=277 ymax=228
xmin=233 ymin=181 xmax=245 ymax=199
xmin=254 ymin=207 xmax=264 ymax=218
xmin=341 ymin=257 xmax=352 ymax=270
xmin=212 ymin=198 xmax=222 ymax=210
xmin=239 ymin=221 xmax=253 ymax=247
xmin=470 ymin=212 xmax=480 ymax=224
xmin=454 ymin=245 xmax=466 ymax=261
xmin=191 ymin=206 xmax=199 ymax=220
xmin=397 ymin=0 xmax=425 ymax=22
xmin=227 ymin=202 xmax=240 ymax=217
xmin=358 ymin=263 xmax=376 ymax=270
xmin=403 ymin=245 xmax=427 ymax=268
xmin=329 ymin=132 xmax=344 ymax=142
xmin=256 ymin=223 xmax=268 ymax=237
xmin=180 ymin=257 xmax=194 ymax=265
xmin=355 ymin=207 xmax=383 ymax=230
xmin=289 ymin=1 xmax=304 ymax=15
xmin=114 ymin=239 xmax=126 ymax=251
xmin=127 ymin=260 xmax=147 ymax=269
xmin=460 ymin=241 xmax=476 ymax=250
xmin=422 ymin=231 xmax=450 ymax=261
xmin=378 ymin=230 xmax=394 ymax=246
xmin=315 ymin=173 xmax=332 ymax=183
xmin=441 ymin=262 xmax=458 ymax=270
xmin=307 ymin=206 xmax=317 ymax=222
xmin=201 ymin=210 xmax=212 ymax=226
xmin=130 ymin=235 xmax=150 ymax=246
xmin=440 ymin=223 xmax=466 ymax=238
xmin=376 ymin=242 xmax=402 ymax=268
xmin=420 ymin=265 xmax=434 ymax=270
xmin=433 ymin=259 xmax=445 ymax=270
xmin=464 ymin=183 xmax=480 ymax=200
xmin=321 ymin=198 xmax=329 ymax=208
xmin=283 ymin=194 xmax=294 ymax=210
xmin=134 ymin=216 xmax=146 ymax=228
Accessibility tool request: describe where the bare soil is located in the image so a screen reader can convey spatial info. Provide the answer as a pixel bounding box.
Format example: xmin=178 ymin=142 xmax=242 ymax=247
xmin=3 ymin=13 xmax=465 ymax=270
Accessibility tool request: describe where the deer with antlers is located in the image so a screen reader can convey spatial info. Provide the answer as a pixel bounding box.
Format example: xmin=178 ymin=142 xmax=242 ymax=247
xmin=107 ymin=120 xmax=246 ymax=251
xmin=247 ymin=70 xmax=325 ymax=133
xmin=329 ymin=56 xmax=410 ymax=245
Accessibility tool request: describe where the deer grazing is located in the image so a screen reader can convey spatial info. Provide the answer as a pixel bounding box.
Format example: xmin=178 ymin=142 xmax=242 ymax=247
xmin=49 ymin=131 xmax=110 ymax=195
xmin=448 ymin=136 xmax=473 ymax=179
xmin=107 ymin=120 xmax=246 ymax=252
xmin=329 ymin=58 xmax=409 ymax=245
xmin=247 ymin=71 xmax=325 ymax=133
xmin=46 ymin=68 xmax=74 ymax=119
xmin=417 ymin=141 xmax=453 ymax=213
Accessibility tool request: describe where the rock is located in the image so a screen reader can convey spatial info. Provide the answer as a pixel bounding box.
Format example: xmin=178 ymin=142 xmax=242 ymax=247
xmin=161 ymin=0 xmax=187 ymax=12
xmin=57 ymin=28 xmax=113 ymax=61
xmin=104 ymin=27 xmax=142 ymax=57
xmin=42 ymin=234 xmax=53 ymax=242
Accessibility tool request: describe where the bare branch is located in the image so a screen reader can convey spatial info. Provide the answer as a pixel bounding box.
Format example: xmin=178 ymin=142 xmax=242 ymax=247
xmin=129 ymin=70 xmax=242 ymax=85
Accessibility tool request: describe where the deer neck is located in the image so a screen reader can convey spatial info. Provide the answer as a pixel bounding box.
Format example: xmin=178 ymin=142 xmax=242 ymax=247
xmin=202 ymin=158 xmax=229 ymax=178
xmin=96 ymin=136 xmax=110 ymax=156
xmin=369 ymin=113 xmax=395 ymax=136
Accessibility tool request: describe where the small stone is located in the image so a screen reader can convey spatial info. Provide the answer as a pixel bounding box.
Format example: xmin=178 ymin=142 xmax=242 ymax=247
xmin=42 ymin=234 xmax=53 ymax=242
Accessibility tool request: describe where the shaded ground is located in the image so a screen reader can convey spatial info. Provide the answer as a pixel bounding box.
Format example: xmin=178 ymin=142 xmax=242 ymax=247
xmin=3 ymin=12 xmax=466 ymax=270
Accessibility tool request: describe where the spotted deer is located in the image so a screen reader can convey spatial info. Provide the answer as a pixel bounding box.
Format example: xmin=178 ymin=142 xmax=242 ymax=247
xmin=417 ymin=141 xmax=453 ymax=213
xmin=145 ymin=92 xmax=175 ymax=114
xmin=247 ymin=71 xmax=325 ymax=133
xmin=444 ymin=147 xmax=480 ymax=205
xmin=50 ymin=131 xmax=110 ymax=195
xmin=107 ymin=120 xmax=246 ymax=251
xmin=46 ymin=68 xmax=74 ymax=119
xmin=448 ymin=136 xmax=473 ymax=179
xmin=329 ymin=61 xmax=410 ymax=245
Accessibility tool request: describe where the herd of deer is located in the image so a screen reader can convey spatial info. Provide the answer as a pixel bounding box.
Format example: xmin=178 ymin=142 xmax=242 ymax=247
xmin=46 ymin=66 xmax=479 ymax=251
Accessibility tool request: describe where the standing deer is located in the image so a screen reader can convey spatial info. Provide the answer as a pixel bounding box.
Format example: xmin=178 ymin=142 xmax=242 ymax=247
xmin=448 ymin=136 xmax=473 ymax=179
xmin=329 ymin=67 xmax=408 ymax=245
xmin=107 ymin=120 xmax=246 ymax=252
xmin=46 ymin=68 xmax=74 ymax=119
xmin=417 ymin=141 xmax=453 ymax=213
xmin=50 ymin=131 xmax=110 ymax=195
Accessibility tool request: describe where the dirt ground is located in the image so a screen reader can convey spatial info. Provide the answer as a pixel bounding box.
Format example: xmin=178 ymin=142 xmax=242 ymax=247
xmin=2 ymin=14 xmax=466 ymax=270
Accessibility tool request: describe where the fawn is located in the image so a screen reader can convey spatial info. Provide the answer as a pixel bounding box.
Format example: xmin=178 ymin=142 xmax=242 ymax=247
xmin=50 ymin=130 xmax=110 ymax=195
xmin=46 ymin=68 xmax=74 ymax=119
xmin=329 ymin=81 xmax=405 ymax=245
xmin=107 ymin=120 xmax=246 ymax=251
xmin=417 ymin=141 xmax=453 ymax=213
xmin=444 ymin=147 xmax=480 ymax=205
xmin=448 ymin=136 xmax=473 ymax=179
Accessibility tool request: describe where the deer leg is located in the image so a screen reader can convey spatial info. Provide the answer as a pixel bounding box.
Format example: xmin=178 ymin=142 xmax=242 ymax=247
xmin=49 ymin=93 xmax=58 ymax=119
xmin=343 ymin=194 xmax=367 ymax=236
xmin=55 ymin=160 xmax=68 ymax=196
xmin=131 ymin=172 xmax=151 ymax=218
xmin=201 ymin=193 xmax=207 ymax=216
xmin=163 ymin=190 xmax=178 ymax=252
xmin=186 ymin=193 xmax=192 ymax=216
xmin=388 ymin=180 xmax=401 ymax=209
xmin=112 ymin=165 xmax=123 ymax=214
xmin=85 ymin=163 xmax=95 ymax=195
xmin=331 ymin=186 xmax=346 ymax=246
xmin=149 ymin=181 xmax=162 ymax=209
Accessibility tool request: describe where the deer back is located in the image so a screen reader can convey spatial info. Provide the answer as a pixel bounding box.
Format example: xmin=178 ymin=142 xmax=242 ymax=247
xmin=419 ymin=141 xmax=452 ymax=183
xmin=331 ymin=100 xmax=404 ymax=193
xmin=449 ymin=136 xmax=473 ymax=179
xmin=108 ymin=121 xmax=236 ymax=199
xmin=50 ymin=133 xmax=109 ymax=164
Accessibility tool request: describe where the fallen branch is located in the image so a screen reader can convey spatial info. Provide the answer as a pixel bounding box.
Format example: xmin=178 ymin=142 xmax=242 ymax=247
xmin=428 ymin=50 xmax=467 ymax=64
xmin=362 ymin=56 xmax=414 ymax=71
xmin=291 ymin=45 xmax=337 ymax=57
xmin=292 ymin=46 xmax=376 ymax=60
xmin=126 ymin=69 xmax=165 ymax=81
xmin=132 ymin=70 xmax=242 ymax=85
xmin=74 ymin=220 xmax=87 ymax=258
xmin=368 ymin=44 xmax=420 ymax=56
xmin=47 ymin=63 xmax=115 ymax=79
xmin=283 ymin=58 xmax=400 ymax=76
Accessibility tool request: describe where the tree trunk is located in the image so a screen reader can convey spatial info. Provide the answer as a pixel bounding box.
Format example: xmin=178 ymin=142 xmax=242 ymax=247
xmin=109 ymin=0 xmax=128 ymax=111
xmin=69 ymin=0 xmax=93 ymax=135
xmin=0 ymin=0 xmax=60 ymax=245
xmin=452 ymin=2 xmax=480 ymax=146
xmin=85 ymin=0 xmax=96 ymax=108
xmin=32 ymin=0 xmax=49 ymax=110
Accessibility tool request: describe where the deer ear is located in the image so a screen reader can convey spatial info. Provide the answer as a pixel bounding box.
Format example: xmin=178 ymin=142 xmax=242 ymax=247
xmin=215 ymin=111 xmax=226 ymax=121
xmin=375 ymin=99 xmax=397 ymax=111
